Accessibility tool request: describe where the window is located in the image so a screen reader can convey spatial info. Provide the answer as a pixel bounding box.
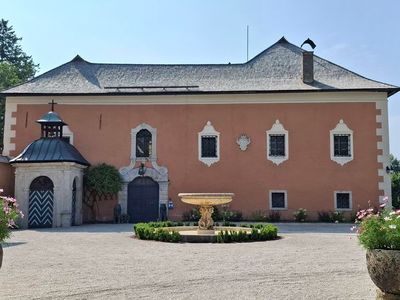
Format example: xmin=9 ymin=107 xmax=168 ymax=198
xmin=266 ymin=120 xmax=289 ymax=165
xmin=198 ymin=121 xmax=220 ymax=166
xmin=334 ymin=191 xmax=352 ymax=210
xmin=334 ymin=134 xmax=351 ymax=157
xmin=269 ymin=134 xmax=285 ymax=156
xmin=269 ymin=190 xmax=287 ymax=210
xmin=330 ymin=120 xmax=353 ymax=166
xmin=136 ymin=129 xmax=152 ymax=158
xmin=201 ymin=136 xmax=217 ymax=158
xmin=131 ymin=123 xmax=157 ymax=162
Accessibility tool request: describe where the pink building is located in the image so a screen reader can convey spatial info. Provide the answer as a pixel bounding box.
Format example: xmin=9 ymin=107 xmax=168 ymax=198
xmin=1 ymin=37 xmax=398 ymax=227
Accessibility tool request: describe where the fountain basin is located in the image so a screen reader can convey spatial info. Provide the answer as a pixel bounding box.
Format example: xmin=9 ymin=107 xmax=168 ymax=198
xmin=179 ymin=193 xmax=234 ymax=206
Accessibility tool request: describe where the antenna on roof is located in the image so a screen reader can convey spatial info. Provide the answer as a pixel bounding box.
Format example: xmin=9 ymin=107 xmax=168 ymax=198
xmin=246 ymin=25 xmax=249 ymax=62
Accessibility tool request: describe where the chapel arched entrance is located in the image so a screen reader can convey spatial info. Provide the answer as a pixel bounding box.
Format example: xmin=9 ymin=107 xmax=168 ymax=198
xmin=28 ymin=176 xmax=54 ymax=228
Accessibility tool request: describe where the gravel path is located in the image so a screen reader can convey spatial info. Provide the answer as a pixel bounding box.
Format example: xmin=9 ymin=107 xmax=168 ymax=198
xmin=0 ymin=223 xmax=375 ymax=300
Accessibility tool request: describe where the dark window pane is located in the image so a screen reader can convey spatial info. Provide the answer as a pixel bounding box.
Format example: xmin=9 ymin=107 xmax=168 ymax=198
xmin=136 ymin=129 xmax=152 ymax=157
xmin=336 ymin=193 xmax=350 ymax=209
xmin=269 ymin=135 xmax=285 ymax=156
xmin=334 ymin=134 xmax=351 ymax=157
xmin=201 ymin=136 xmax=217 ymax=158
xmin=271 ymin=192 xmax=285 ymax=208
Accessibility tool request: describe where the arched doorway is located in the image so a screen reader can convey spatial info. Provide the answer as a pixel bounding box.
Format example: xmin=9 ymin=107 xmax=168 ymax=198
xmin=127 ymin=176 xmax=159 ymax=223
xmin=71 ymin=178 xmax=77 ymax=226
xmin=28 ymin=176 xmax=54 ymax=228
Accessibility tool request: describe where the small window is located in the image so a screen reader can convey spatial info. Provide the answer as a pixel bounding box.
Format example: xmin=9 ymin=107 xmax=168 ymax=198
xmin=62 ymin=136 xmax=71 ymax=144
xmin=198 ymin=121 xmax=220 ymax=166
xmin=335 ymin=192 xmax=352 ymax=210
xmin=334 ymin=134 xmax=351 ymax=157
xmin=269 ymin=134 xmax=285 ymax=156
xmin=201 ymin=136 xmax=217 ymax=158
xmin=269 ymin=191 xmax=287 ymax=210
xmin=136 ymin=129 xmax=152 ymax=158
xmin=266 ymin=120 xmax=289 ymax=165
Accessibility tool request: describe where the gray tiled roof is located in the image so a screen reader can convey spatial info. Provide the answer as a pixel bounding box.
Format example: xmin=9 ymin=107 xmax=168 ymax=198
xmin=2 ymin=37 xmax=398 ymax=96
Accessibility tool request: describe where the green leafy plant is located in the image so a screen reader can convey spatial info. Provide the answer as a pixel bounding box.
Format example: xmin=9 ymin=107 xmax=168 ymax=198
xmin=318 ymin=211 xmax=331 ymax=222
xmin=354 ymin=197 xmax=400 ymax=250
xmin=83 ymin=163 xmax=123 ymax=222
xmin=330 ymin=211 xmax=345 ymax=223
xmin=217 ymin=224 xmax=278 ymax=243
xmin=133 ymin=222 xmax=181 ymax=243
xmin=250 ymin=210 xmax=268 ymax=222
xmin=268 ymin=211 xmax=281 ymax=222
xmin=0 ymin=191 xmax=23 ymax=242
xmin=182 ymin=208 xmax=200 ymax=221
xmin=294 ymin=208 xmax=307 ymax=222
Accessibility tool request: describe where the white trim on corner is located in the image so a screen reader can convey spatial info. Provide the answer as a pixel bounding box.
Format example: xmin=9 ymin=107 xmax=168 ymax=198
xmin=266 ymin=120 xmax=289 ymax=165
xmin=130 ymin=123 xmax=157 ymax=162
xmin=269 ymin=190 xmax=288 ymax=210
xmin=376 ymin=100 xmax=392 ymax=206
xmin=2 ymin=102 xmax=17 ymax=156
xmin=198 ymin=121 xmax=220 ymax=167
xmin=334 ymin=191 xmax=353 ymax=211
xmin=330 ymin=119 xmax=354 ymax=166
xmin=63 ymin=125 xmax=74 ymax=145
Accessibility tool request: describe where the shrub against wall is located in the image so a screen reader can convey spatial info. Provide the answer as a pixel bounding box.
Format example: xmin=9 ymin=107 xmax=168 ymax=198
xmin=83 ymin=163 xmax=123 ymax=222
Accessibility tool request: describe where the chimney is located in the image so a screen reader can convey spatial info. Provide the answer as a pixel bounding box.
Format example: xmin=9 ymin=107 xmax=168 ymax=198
xmin=302 ymin=51 xmax=314 ymax=84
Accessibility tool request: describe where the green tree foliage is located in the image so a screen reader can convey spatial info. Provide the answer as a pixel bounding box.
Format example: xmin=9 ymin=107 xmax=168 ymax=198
xmin=391 ymin=154 xmax=400 ymax=208
xmin=83 ymin=163 xmax=123 ymax=222
xmin=0 ymin=19 xmax=39 ymax=152
xmin=390 ymin=154 xmax=400 ymax=173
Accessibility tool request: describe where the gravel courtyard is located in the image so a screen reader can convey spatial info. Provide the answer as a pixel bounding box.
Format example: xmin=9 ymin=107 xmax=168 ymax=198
xmin=0 ymin=223 xmax=375 ymax=299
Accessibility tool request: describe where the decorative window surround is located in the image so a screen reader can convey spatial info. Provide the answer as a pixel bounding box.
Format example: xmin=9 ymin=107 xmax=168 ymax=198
xmin=334 ymin=191 xmax=352 ymax=211
xmin=198 ymin=121 xmax=220 ymax=167
xmin=2 ymin=102 xmax=17 ymax=156
xmin=269 ymin=190 xmax=288 ymax=210
xmin=266 ymin=120 xmax=289 ymax=165
xmin=131 ymin=123 xmax=157 ymax=162
xmin=330 ymin=119 xmax=353 ymax=166
xmin=63 ymin=125 xmax=74 ymax=145
xmin=376 ymin=101 xmax=392 ymax=206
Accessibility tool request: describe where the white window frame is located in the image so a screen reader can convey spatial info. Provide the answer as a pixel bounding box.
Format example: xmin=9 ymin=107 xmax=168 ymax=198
xmin=131 ymin=123 xmax=157 ymax=162
xmin=330 ymin=119 xmax=353 ymax=166
xmin=266 ymin=120 xmax=289 ymax=165
xmin=63 ymin=125 xmax=74 ymax=145
xmin=269 ymin=190 xmax=288 ymax=210
xmin=198 ymin=121 xmax=220 ymax=167
xmin=334 ymin=191 xmax=353 ymax=211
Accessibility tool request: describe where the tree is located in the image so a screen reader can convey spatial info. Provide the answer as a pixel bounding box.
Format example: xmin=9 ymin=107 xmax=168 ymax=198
xmin=83 ymin=163 xmax=123 ymax=222
xmin=0 ymin=19 xmax=38 ymax=152
xmin=390 ymin=154 xmax=400 ymax=173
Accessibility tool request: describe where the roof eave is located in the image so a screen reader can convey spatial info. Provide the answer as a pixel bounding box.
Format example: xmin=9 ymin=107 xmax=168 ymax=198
xmin=1 ymin=88 xmax=399 ymax=97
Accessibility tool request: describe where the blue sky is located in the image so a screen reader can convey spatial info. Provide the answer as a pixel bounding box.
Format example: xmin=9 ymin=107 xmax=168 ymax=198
xmin=2 ymin=0 xmax=400 ymax=157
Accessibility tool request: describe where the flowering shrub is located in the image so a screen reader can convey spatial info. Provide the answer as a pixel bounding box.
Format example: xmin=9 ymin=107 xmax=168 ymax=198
xmin=294 ymin=208 xmax=307 ymax=222
xmin=0 ymin=189 xmax=23 ymax=242
xmin=353 ymin=197 xmax=400 ymax=250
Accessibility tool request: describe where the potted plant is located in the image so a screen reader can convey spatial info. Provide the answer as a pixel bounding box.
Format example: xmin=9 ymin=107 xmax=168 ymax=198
xmin=0 ymin=189 xmax=23 ymax=269
xmin=353 ymin=197 xmax=400 ymax=297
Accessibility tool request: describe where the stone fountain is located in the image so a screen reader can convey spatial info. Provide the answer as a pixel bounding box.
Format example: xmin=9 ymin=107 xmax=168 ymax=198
xmin=178 ymin=193 xmax=234 ymax=234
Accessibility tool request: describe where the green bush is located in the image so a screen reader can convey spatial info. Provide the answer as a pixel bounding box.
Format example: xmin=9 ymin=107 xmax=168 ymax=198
xmin=133 ymin=222 xmax=182 ymax=243
xmin=268 ymin=211 xmax=281 ymax=222
xmin=330 ymin=211 xmax=345 ymax=223
xmin=182 ymin=208 xmax=200 ymax=221
xmin=318 ymin=211 xmax=331 ymax=222
xmin=250 ymin=210 xmax=268 ymax=222
xmin=217 ymin=224 xmax=278 ymax=243
xmin=294 ymin=208 xmax=307 ymax=222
